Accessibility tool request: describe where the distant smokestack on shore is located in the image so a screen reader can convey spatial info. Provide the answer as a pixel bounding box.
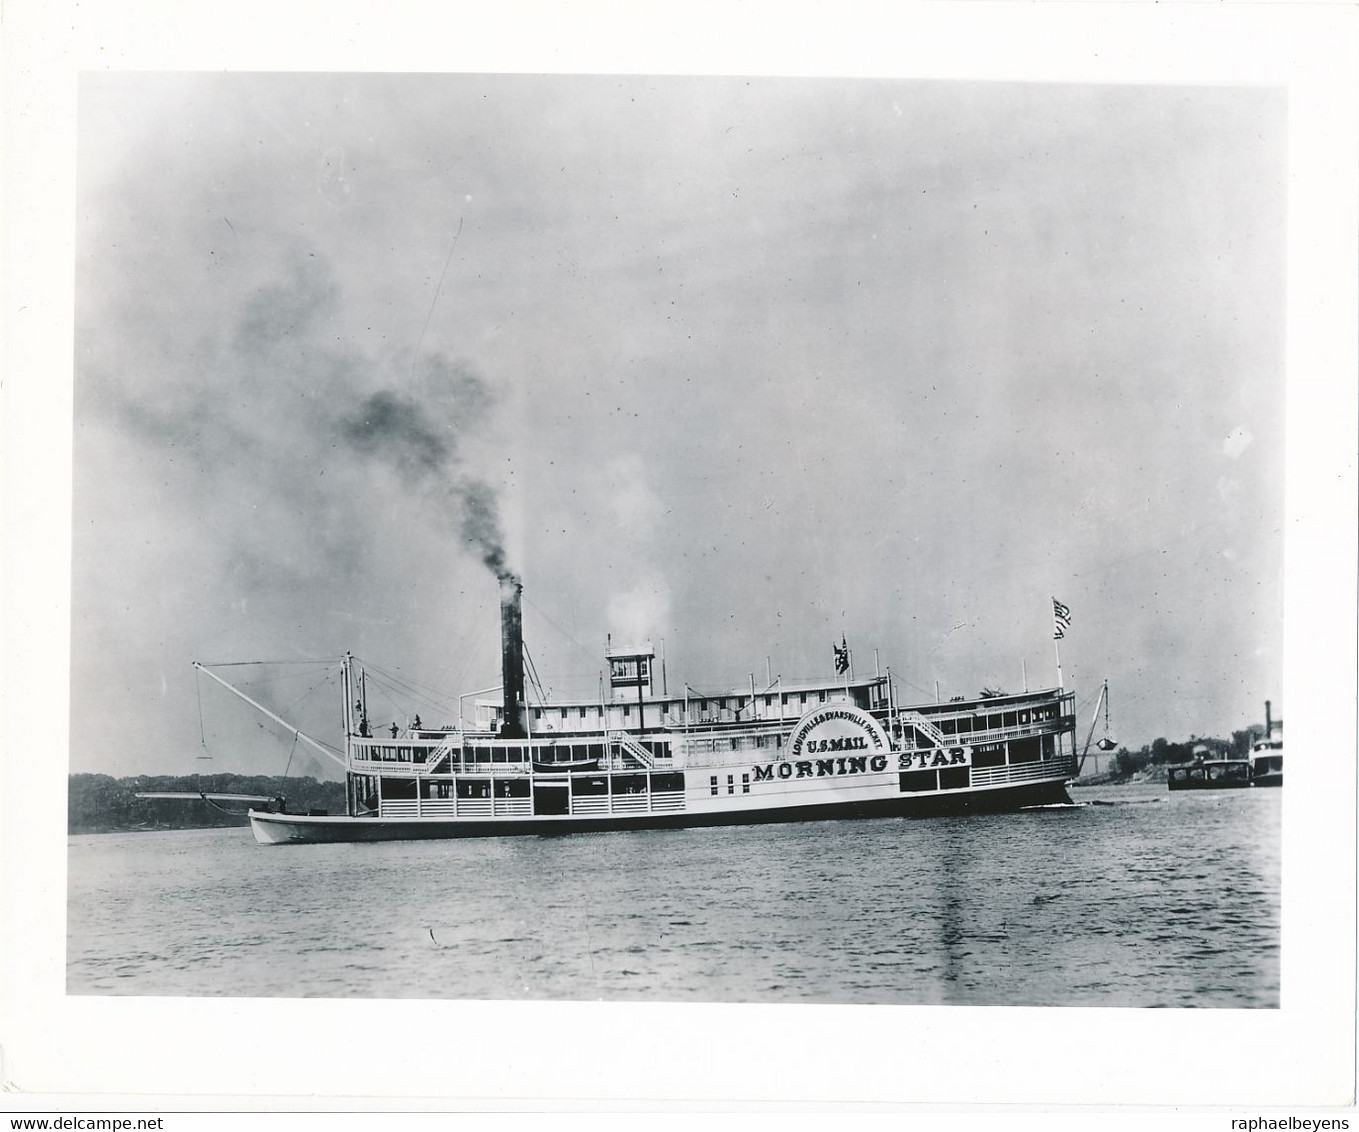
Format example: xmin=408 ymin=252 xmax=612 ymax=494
xmin=499 ymin=574 xmax=526 ymax=739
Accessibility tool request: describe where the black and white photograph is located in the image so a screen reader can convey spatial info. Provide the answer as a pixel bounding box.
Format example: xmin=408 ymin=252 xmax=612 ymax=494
xmin=4 ymin=0 xmax=1357 ymax=1114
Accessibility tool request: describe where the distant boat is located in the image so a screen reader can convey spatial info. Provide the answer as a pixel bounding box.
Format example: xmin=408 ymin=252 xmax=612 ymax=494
xmin=1250 ymin=699 xmax=1283 ymax=787
xmin=1167 ymin=759 xmax=1253 ymax=791
xmin=1249 ymin=740 xmax=1282 ymax=787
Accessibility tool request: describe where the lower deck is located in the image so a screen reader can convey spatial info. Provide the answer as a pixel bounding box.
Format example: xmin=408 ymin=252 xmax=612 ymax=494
xmin=252 ymin=775 xmax=1075 ymax=843
xmin=351 ymin=749 xmax=1079 ymax=822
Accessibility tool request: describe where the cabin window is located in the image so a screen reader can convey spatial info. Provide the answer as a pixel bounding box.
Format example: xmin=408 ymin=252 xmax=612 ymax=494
xmin=623 ymin=705 xmax=631 ymax=718
xmin=899 ymin=769 xmax=938 ymax=793
xmin=380 ymin=777 xmax=417 ymax=799
xmin=972 ymin=746 xmax=1005 ymax=769
xmin=533 ymin=708 xmax=542 ymax=720
xmin=579 ymin=707 xmax=587 ymax=719
xmin=612 ymin=774 xmax=647 ymax=795
xmin=710 ymin=776 xmax=719 ymax=796
xmin=1008 ymin=737 xmax=1041 ymax=764
xmin=727 ymin=775 xmax=735 ymax=795
xmin=940 ymin=767 xmax=970 ymax=791
xmin=560 ymin=708 xmax=568 ymax=720
xmin=742 ymin=774 xmax=750 ymax=794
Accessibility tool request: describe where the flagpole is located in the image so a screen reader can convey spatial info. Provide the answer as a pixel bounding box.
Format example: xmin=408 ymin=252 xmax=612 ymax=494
xmin=1051 ymin=597 xmax=1070 ymax=690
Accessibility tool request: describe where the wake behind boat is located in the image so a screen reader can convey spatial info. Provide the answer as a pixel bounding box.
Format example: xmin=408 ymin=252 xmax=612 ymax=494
xmin=198 ymin=576 xmax=1082 ymax=844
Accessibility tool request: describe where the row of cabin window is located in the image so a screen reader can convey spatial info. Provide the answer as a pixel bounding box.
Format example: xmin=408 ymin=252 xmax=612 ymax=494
xmin=362 ymin=742 xmax=664 ymax=764
xmin=528 ymin=690 xmax=840 ymax=722
xmin=932 ymin=704 xmax=1058 ymax=735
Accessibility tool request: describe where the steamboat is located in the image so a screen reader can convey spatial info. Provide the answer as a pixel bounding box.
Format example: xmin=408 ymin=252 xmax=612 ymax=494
xmin=212 ymin=577 xmax=1079 ymax=844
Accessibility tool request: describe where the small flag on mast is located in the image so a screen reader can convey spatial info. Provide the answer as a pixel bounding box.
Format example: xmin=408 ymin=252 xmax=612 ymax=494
xmin=1052 ymin=598 xmax=1072 ymax=640
xmin=833 ymin=635 xmax=850 ymax=675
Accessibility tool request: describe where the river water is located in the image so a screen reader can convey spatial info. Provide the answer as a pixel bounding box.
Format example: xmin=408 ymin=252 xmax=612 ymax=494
xmin=66 ymin=783 xmax=1279 ymax=1007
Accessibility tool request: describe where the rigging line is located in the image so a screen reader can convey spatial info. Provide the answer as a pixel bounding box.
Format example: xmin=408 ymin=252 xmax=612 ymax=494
xmin=279 ymin=663 xmax=343 ymax=719
xmin=195 ymin=669 xmax=211 ymax=757
xmin=199 ymin=794 xmax=251 ymax=817
xmin=197 ymin=658 xmax=343 ymax=668
xmin=360 ymin=669 xmax=441 ymax=725
xmin=356 ymin=657 xmax=455 ymax=703
xmin=524 ymin=647 xmax=547 ymax=705
xmin=353 ymin=659 xmax=462 ymax=717
xmin=411 ymin=217 xmax=464 ymax=380
xmin=520 ymin=593 xmax=603 ymax=671
xmin=282 ymin=731 xmax=299 ymax=782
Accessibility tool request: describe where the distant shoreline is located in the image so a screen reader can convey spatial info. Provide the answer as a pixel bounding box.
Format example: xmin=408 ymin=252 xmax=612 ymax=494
xmin=67 ymin=772 xmax=345 ymax=835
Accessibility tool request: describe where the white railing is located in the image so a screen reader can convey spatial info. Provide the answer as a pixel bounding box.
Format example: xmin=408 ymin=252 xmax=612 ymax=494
xmin=378 ymin=784 xmax=690 ymax=819
xmin=608 ymin=731 xmax=656 ymax=768
xmin=899 ymin=711 xmax=948 ymax=747
xmin=609 ymin=795 xmax=650 ymax=814
xmin=571 ymin=796 xmax=610 ymax=815
xmin=968 ymin=758 xmax=1075 ymax=788
xmin=419 ymin=739 xmax=461 ymax=773
xmin=456 ymin=798 xmax=493 ymax=818
xmin=420 ymin=799 xmax=457 ymax=817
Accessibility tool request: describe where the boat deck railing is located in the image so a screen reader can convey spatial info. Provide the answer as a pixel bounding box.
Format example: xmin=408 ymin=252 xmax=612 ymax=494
xmin=377 ymin=789 xmax=686 ymax=820
xmin=905 ymin=715 xmax=1077 ymax=751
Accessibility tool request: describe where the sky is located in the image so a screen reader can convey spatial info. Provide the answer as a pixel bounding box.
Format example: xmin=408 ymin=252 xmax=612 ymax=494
xmin=70 ymin=73 xmax=1287 ymax=778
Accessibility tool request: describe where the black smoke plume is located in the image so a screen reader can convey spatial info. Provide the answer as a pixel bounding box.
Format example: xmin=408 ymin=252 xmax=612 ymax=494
xmin=340 ymin=361 xmax=516 ymax=582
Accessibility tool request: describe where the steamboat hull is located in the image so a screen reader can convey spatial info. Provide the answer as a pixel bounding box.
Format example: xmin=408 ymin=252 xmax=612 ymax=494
xmin=249 ymin=778 xmax=1073 ymax=844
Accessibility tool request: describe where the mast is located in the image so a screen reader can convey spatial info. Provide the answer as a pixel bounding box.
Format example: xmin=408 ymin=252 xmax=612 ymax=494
xmin=192 ymin=662 xmax=348 ymax=770
xmin=1078 ymin=679 xmax=1109 ymax=776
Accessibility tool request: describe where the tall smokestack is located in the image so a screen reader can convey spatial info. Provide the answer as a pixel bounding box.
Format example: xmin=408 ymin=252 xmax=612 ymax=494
xmin=500 ymin=575 xmax=526 ymax=738
xmin=1265 ymin=699 xmax=1272 ymax=740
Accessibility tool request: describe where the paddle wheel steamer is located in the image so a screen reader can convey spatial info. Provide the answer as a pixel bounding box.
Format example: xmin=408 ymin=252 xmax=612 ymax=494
xmin=209 ymin=577 xmax=1079 ymax=844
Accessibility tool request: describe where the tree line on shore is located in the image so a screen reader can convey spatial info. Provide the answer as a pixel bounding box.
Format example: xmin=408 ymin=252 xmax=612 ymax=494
xmin=1102 ymin=724 xmax=1268 ymax=780
xmin=68 ymin=773 xmax=346 ymax=834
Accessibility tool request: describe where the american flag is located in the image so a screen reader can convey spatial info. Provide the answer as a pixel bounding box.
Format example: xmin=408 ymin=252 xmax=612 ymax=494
xmin=1052 ymin=598 xmax=1072 ymax=640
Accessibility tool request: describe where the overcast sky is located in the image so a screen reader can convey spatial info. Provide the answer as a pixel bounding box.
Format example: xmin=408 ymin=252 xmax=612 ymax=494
xmin=71 ymin=74 xmax=1285 ymax=777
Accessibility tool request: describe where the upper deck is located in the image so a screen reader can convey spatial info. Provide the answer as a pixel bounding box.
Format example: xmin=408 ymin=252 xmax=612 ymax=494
xmin=348 ymin=684 xmax=1077 ymax=777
